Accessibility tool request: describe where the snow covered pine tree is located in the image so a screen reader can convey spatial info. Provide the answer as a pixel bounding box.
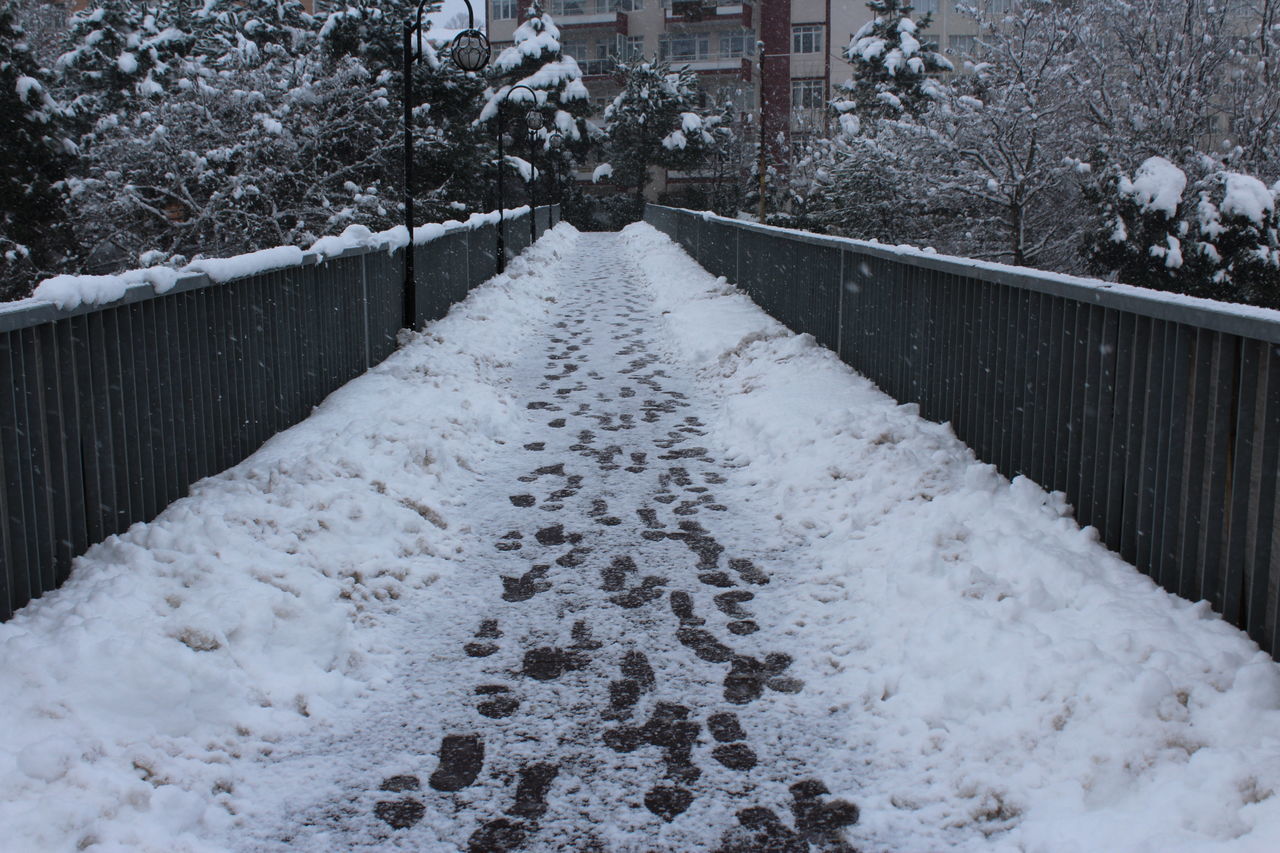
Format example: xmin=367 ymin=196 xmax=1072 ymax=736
xmin=832 ymin=0 xmax=950 ymax=131
xmin=0 ymin=0 xmax=72 ymax=299
xmin=479 ymin=2 xmax=592 ymax=208
xmin=1087 ymin=155 xmax=1280 ymax=308
xmin=601 ymin=57 xmax=722 ymax=221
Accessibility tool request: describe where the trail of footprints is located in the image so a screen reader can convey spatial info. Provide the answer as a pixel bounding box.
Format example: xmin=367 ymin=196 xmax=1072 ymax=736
xmin=369 ymin=272 xmax=857 ymax=850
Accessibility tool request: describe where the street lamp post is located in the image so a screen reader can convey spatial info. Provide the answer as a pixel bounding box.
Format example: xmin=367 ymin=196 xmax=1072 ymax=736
xmin=524 ymin=109 xmax=546 ymax=247
xmin=494 ymin=84 xmax=543 ymax=274
xmin=402 ymin=0 xmax=489 ymax=329
xmin=548 ymin=132 xmax=564 ymax=208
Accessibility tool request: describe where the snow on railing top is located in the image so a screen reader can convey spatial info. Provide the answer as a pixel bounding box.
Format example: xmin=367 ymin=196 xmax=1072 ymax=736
xmin=2 ymin=207 xmax=533 ymax=318
xmin=653 ymin=205 xmax=1280 ymax=343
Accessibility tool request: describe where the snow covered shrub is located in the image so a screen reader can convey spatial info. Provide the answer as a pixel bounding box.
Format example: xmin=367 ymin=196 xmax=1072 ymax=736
xmin=1087 ymin=156 xmax=1280 ymax=308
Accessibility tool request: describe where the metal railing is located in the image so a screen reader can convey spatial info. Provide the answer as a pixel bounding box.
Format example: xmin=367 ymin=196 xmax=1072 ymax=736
xmin=577 ymin=57 xmax=620 ymax=76
xmin=0 ymin=205 xmax=560 ymax=621
xmin=645 ymin=204 xmax=1280 ymax=656
xmin=662 ymin=0 xmax=754 ymax=10
xmin=548 ymin=0 xmax=636 ymax=16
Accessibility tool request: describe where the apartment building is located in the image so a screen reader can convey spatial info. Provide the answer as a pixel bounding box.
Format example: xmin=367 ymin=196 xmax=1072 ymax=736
xmin=485 ymin=0 xmax=980 ymax=195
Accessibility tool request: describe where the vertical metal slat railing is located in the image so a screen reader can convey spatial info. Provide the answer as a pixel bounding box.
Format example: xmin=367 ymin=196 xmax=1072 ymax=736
xmin=0 ymin=205 xmax=559 ymax=621
xmin=646 ymin=204 xmax=1280 ymax=659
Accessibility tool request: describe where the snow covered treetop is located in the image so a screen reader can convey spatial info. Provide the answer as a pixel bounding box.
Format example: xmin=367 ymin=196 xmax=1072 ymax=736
xmin=834 ymin=0 xmax=951 ymax=122
xmin=1221 ymin=173 xmax=1276 ymax=226
xmin=492 ymin=6 xmax=562 ymax=74
xmin=480 ymin=2 xmax=592 ymax=145
xmin=1118 ymin=156 xmax=1186 ymax=218
xmin=848 ymin=3 xmax=950 ymax=78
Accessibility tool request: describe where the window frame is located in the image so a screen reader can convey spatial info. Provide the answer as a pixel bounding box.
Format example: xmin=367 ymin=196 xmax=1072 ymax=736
xmin=790 ymin=77 xmax=826 ymax=110
xmin=791 ymin=24 xmax=824 ymax=55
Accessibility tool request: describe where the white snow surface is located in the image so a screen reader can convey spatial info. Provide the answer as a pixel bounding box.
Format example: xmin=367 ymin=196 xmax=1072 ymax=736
xmin=185 ymin=246 xmax=305 ymax=284
xmin=15 ymin=74 xmax=42 ymax=103
xmin=23 ymin=208 xmax=534 ymax=311
xmin=4 ymin=223 xmax=1280 ymax=851
xmin=0 ymin=226 xmax=581 ymax=853
xmin=492 ymin=14 xmax=562 ymax=73
xmin=1221 ymin=172 xmax=1275 ymax=225
xmin=1120 ymin=156 xmax=1187 ymax=218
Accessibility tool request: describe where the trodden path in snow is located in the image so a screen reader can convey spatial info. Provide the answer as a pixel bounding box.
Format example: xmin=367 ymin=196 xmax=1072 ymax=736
xmin=7 ymin=225 xmax=1280 ymax=852
xmin=236 ymin=233 xmax=862 ymax=851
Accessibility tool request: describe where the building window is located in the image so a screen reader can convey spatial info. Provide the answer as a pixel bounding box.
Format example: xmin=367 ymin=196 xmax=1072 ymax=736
xmin=915 ymin=0 xmax=939 ymax=13
xmin=720 ymin=30 xmax=755 ymax=58
xmin=791 ymin=78 xmax=826 ymax=110
xmin=562 ymin=39 xmax=587 ymax=60
xmin=661 ymin=32 xmax=710 ymax=61
xmin=493 ymin=0 xmax=517 ymax=20
xmin=616 ymin=0 xmax=643 ymax=11
xmin=622 ymin=35 xmax=645 ymax=57
xmin=792 ymin=24 xmax=823 ymax=55
xmin=947 ymin=34 xmax=976 ymax=55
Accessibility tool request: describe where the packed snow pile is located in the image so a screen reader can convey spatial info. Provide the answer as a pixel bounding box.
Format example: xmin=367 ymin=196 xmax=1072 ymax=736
xmin=24 ymin=208 xmax=533 ymax=311
xmin=0 ymin=225 xmax=580 ymax=853
xmin=620 ymin=221 xmax=1280 ymax=851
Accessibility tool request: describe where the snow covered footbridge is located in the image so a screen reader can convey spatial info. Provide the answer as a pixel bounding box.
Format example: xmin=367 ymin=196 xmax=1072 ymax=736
xmin=3 ymin=211 xmax=1280 ymax=851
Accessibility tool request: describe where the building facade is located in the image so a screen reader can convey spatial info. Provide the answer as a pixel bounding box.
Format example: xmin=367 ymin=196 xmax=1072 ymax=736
xmin=485 ymin=0 xmax=981 ymax=197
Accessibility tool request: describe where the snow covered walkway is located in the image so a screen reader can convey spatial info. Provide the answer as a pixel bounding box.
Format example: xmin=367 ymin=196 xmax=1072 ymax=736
xmin=3 ymin=225 xmax=1280 ymax=852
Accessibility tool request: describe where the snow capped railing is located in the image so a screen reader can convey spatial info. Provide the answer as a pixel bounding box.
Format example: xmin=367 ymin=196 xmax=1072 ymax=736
xmin=646 ymin=204 xmax=1280 ymax=659
xmin=0 ymin=205 xmax=560 ymax=622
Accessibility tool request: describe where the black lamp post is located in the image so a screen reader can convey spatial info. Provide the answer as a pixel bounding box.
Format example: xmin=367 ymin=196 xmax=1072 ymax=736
xmin=547 ymin=132 xmax=564 ymax=206
xmin=402 ymin=0 xmax=489 ymax=330
xmin=495 ymin=84 xmax=543 ymax=273
xmin=524 ymin=108 xmax=546 ymax=247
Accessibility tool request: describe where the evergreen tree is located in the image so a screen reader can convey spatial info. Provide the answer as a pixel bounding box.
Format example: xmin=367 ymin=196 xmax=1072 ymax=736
xmin=316 ymin=0 xmax=494 ymax=219
xmin=0 ymin=0 xmax=72 ymax=299
xmin=1086 ymin=156 xmax=1280 ymax=308
xmin=56 ymin=0 xmax=193 ymax=123
xmin=479 ymin=2 xmax=593 ymax=202
xmin=833 ymin=0 xmax=950 ymax=126
xmin=194 ymin=0 xmax=312 ymax=68
xmin=601 ymin=57 xmax=723 ymax=220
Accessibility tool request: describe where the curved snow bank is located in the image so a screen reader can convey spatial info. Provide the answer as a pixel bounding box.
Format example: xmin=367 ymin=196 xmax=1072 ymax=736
xmin=0 ymin=224 xmax=579 ymax=852
xmin=621 ymin=221 xmax=1280 ymax=852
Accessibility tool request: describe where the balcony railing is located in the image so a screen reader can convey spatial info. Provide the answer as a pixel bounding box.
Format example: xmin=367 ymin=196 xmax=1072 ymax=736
xmin=662 ymin=0 xmax=753 ymax=9
xmin=549 ymin=0 xmax=642 ymax=16
xmin=578 ymin=57 xmax=621 ymax=76
xmin=662 ymin=0 xmax=754 ymax=23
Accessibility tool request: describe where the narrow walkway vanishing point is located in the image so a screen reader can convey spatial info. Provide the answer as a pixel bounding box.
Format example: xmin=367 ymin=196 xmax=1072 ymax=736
xmin=240 ymin=232 xmax=862 ymax=851
xmin=5 ymin=225 xmax=1280 ymax=853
